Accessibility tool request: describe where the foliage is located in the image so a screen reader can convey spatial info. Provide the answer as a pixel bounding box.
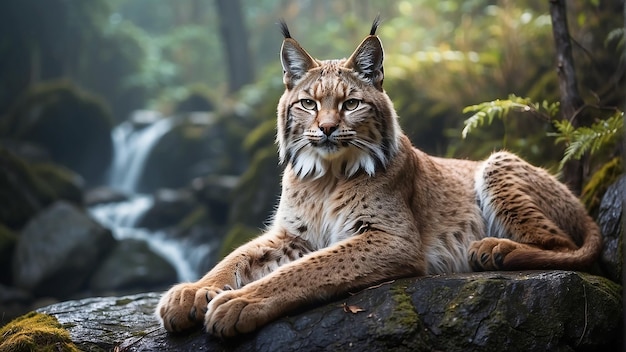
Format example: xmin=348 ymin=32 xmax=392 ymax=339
xmin=462 ymin=95 xmax=559 ymax=139
xmin=0 ymin=0 xmax=111 ymax=113
xmin=581 ymin=157 xmax=623 ymax=217
xmin=462 ymin=95 xmax=623 ymax=175
xmin=0 ymin=312 xmax=80 ymax=352
xmin=550 ymin=111 xmax=623 ymax=168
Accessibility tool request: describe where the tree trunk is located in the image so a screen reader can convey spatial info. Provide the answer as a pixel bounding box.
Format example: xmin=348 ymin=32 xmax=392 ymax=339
xmin=215 ymin=0 xmax=254 ymax=94
xmin=549 ymin=0 xmax=585 ymax=195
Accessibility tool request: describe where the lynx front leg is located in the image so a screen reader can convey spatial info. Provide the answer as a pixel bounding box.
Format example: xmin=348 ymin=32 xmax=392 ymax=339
xmin=156 ymin=230 xmax=312 ymax=332
xmin=204 ymin=231 xmax=421 ymax=338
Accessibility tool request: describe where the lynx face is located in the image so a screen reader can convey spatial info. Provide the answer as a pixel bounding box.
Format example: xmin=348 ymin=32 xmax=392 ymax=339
xmin=276 ymin=23 xmax=400 ymax=179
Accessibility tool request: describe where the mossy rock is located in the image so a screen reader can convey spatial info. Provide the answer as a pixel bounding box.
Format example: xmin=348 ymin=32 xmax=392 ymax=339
xmin=174 ymin=84 xmax=216 ymax=113
xmin=0 ymin=148 xmax=83 ymax=229
xmin=228 ymin=145 xmax=281 ymax=229
xmin=0 ymin=311 xmax=80 ymax=352
xmin=218 ymin=224 xmax=259 ymax=259
xmin=1 ymin=79 xmax=114 ymax=185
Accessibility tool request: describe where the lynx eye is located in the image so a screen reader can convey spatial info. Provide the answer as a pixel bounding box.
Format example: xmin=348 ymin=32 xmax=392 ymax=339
xmin=300 ymin=99 xmax=317 ymax=110
xmin=342 ymin=99 xmax=360 ymax=111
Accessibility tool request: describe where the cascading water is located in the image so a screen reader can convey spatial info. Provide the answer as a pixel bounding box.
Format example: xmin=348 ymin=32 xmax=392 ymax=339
xmin=108 ymin=111 xmax=177 ymax=193
xmin=89 ymin=111 xmax=213 ymax=282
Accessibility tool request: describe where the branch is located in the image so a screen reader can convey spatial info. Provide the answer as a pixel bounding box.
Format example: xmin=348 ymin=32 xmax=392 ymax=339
xmin=549 ymin=0 xmax=585 ymax=194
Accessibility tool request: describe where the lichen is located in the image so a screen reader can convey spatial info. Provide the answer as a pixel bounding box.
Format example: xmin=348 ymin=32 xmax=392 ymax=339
xmin=0 ymin=311 xmax=80 ymax=352
xmin=115 ymin=298 xmax=134 ymax=306
xmin=385 ymin=284 xmax=421 ymax=330
xmin=375 ymin=282 xmax=430 ymax=350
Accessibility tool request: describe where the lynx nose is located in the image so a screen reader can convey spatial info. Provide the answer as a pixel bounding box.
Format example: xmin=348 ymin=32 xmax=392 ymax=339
xmin=319 ymin=122 xmax=338 ymax=136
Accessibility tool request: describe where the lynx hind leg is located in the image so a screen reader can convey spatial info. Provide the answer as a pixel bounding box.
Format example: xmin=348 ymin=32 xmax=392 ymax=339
xmin=470 ymin=151 xmax=580 ymax=271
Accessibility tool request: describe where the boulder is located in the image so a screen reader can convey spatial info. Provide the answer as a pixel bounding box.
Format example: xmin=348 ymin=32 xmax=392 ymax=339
xmin=2 ymin=80 xmax=114 ymax=186
xmin=0 ymin=148 xmax=83 ymax=230
xmin=135 ymin=189 xmax=197 ymax=230
xmin=598 ymin=175 xmax=624 ymax=283
xmin=12 ymin=201 xmax=115 ymax=298
xmin=89 ymin=239 xmax=177 ymax=295
xmin=38 ymin=271 xmax=622 ymax=351
xmin=84 ymin=186 xmax=129 ymax=206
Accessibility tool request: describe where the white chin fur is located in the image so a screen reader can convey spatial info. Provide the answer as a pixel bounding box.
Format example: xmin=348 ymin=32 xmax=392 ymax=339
xmin=291 ymin=147 xmax=378 ymax=179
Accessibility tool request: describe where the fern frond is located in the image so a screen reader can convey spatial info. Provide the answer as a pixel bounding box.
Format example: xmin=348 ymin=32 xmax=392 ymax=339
xmin=462 ymin=95 xmax=559 ymax=138
xmin=556 ymin=111 xmax=623 ymax=168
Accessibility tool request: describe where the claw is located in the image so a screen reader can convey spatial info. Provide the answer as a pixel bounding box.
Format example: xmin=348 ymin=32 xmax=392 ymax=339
xmin=493 ymin=252 xmax=503 ymax=267
xmin=189 ymin=306 xmax=197 ymax=321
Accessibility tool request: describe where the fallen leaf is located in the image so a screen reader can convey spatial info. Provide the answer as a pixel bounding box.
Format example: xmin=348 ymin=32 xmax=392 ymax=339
xmin=341 ymin=302 xmax=365 ymax=314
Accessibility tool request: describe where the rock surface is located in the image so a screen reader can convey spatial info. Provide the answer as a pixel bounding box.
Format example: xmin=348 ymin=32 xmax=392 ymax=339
xmin=88 ymin=239 xmax=177 ymax=295
xmin=12 ymin=201 xmax=116 ymax=298
xmin=598 ymin=175 xmax=624 ymax=283
xmin=39 ymin=271 xmax=622 ymax=351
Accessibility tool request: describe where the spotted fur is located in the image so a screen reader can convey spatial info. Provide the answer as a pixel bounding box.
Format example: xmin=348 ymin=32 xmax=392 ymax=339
xmin=156 ymin=19 xmax=602 ymax=338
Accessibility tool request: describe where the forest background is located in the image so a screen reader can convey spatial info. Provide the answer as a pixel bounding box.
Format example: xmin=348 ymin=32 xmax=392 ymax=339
xmin=0 ymin=0 xmax=623 ymax=324
xmin=2 ymin=0 xmax=623 ymax=181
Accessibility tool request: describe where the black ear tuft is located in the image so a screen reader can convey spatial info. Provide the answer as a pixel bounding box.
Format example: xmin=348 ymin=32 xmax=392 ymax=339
xmin=370 ymin=15 xmax=381 ymax=36
xmin=280 ymin=21 xmax=318 ymax=89
xmin=279 ymin=19 xmax=291 ymax=39
xmin=344 ymin=35 xmax=385 ymax=90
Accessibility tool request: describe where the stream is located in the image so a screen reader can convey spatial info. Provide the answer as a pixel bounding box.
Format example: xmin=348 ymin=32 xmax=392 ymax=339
xmin=88 ymin=111 xmax=215 ymax=282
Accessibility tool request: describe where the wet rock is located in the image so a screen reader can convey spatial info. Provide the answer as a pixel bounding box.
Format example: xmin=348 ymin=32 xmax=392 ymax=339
xmin=38 ymin=271 xmax=622 ymax=351
xmin=84 ymin=186 xmax=129 ymax=206
xmin=135 ymin=189 xmax=197 ymax=230
xmin=190 ymin=175 xmax=239 ymax=225
xmin=12 ymin=201 xmax=115 ymax=298
xmin=598 ymin=176 xmax=624 ymax=283
xmin=89 ymin=239 xmax=177 ymax=295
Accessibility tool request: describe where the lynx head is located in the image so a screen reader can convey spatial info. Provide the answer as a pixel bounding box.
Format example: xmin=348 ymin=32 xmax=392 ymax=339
xmin=276 ymin=18 xmax=401 ymax=179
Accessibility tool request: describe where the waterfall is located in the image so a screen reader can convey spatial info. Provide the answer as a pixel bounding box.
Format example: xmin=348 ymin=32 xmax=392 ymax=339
xmin=90 ymin=196 xmax=212 ymax=282
xmin=108 ymin=111 xmax=179 ymax=193
xmin=88 ymin=110 xmax=215 ymax=283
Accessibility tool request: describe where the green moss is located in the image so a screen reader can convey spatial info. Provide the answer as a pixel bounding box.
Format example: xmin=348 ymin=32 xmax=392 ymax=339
xmin=582 ymin=157 xmax=623 ymax=217
xmin=131 ymin=330 xmax=149 ymax=337
xmin=374 ymin=283 xmax=430 ymax=350
xmin=579 ymin=273 xmax=622 ymax=303
xmin=115 ymin=298 xmax=134 ymax=306
xmin=218 ymin=224 xmax=259 ymax=259
xmin=1 ymin=79 xmax=114 ymax=184
xmin=177 ymin=206 xmax=209 ymax=232
xmin=0 ymin=312 xmax=80 ymax=352
xmin=385 ymin=284 xmax=421 ymax=330
xmin=229 ymin=145 xmax=281 ymax=228
xmin=0 ymin=149 xmax=83 ymax=229
xmin=242 ymin=119 xmax=276 ymax=154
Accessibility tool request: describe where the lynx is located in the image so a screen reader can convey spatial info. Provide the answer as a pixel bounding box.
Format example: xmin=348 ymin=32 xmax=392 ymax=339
xmin=156 ymin=19 xmax=601 ymax=338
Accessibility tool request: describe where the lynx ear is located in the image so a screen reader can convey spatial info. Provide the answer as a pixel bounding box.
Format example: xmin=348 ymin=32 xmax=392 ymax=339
xmin=345 ymin=35 xmax=385 ymax=90
xmin=280 ymin=21 xmax=318 ymax=89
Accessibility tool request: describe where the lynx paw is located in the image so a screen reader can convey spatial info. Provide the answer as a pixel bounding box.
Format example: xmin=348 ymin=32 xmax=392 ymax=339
xmin=205 ymin=289 xmax=267 ymax=338
xmin=156 ymin=283 xmax=228 ymax=332
xmin=468 ymin=238 xmax=519 ymax=271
